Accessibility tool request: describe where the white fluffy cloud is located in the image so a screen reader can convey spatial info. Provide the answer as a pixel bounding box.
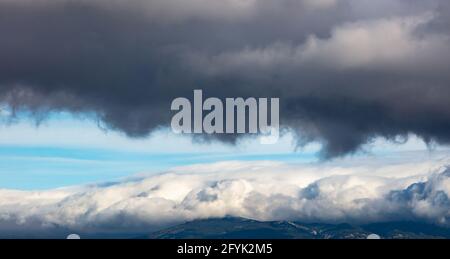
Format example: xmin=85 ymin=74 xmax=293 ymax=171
xmin=1 ymin=156 xmax=450 ymax=235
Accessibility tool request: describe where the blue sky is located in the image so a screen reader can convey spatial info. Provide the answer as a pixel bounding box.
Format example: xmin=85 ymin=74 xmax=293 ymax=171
xmin=0 ymin=111 xmax=315 ymax=189
xmin=0 ymin=110 xmax=448 ymax=190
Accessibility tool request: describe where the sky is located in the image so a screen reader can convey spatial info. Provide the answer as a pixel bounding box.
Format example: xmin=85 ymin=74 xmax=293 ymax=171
xmin=0 ymin=111 xmax=318 ymax=189
xmin=1 ymin=0 xmax=450 ymax=237
xmin=0 ymin=110 xmax=445 ymax=190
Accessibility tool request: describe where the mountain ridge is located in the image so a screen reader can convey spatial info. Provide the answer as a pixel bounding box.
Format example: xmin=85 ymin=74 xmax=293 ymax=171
xmin=146 ymin=217 xmax=450 ymax=239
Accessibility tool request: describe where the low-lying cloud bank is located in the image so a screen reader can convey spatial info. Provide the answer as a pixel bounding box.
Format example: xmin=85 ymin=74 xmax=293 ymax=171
xmin=1 ymin=158 xmax=450 ymax=236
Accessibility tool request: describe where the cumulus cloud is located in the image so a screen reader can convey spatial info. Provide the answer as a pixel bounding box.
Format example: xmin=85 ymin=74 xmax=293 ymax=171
xmin=2 ymin=0 xmax=450 ymax=157
xmin=300 ymin=13 xmax=447 ymax=69
xmin=193 ymin=13 xmax=449 ymax=72
xmin=1 ymin=158 xmax=450 ymax=236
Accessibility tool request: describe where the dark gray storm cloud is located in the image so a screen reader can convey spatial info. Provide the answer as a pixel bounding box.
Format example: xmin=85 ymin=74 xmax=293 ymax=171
xmin=1 ymin=0 xmax=450 ymax=157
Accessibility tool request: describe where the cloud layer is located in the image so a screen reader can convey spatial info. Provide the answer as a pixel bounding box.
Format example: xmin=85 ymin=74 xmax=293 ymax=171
xmin=1 ymin=157 xmax=450 ymax=237
xmin=1 ymin=0 xmax=450 ymax=157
